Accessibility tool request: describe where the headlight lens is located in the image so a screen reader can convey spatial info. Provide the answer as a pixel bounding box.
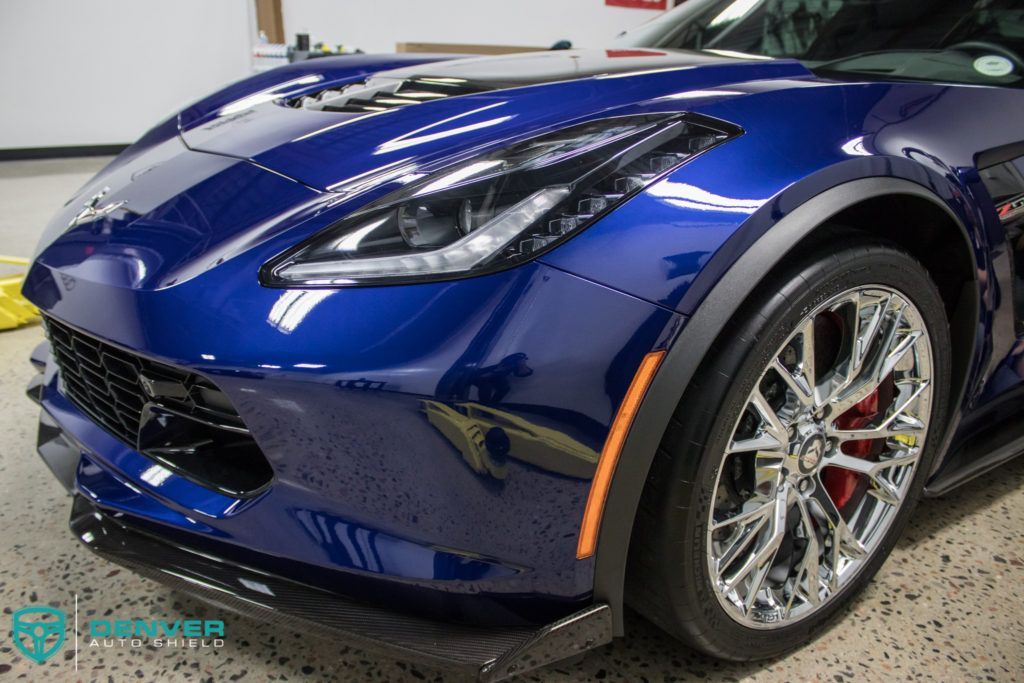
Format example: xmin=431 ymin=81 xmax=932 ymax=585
xmin=261 ymin=113 xmax=736 ymax=287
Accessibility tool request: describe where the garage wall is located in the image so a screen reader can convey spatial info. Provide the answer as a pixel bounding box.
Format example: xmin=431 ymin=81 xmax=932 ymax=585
xmin=0 ymin=0 xmax=665 ymax=152
xmin=281 ymin=0 xmax=664 ymax=54
xmin=0 ymin=0 xmax=254 ymax=150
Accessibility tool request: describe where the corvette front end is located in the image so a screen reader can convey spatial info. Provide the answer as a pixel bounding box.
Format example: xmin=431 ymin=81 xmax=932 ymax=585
xmin=22 ymin=141 xmax=676 ymax=674
xmin=24 ymin=50 xmax=761 ymax=677
xmin=23 ymin=29 xmax=1023 ymax=675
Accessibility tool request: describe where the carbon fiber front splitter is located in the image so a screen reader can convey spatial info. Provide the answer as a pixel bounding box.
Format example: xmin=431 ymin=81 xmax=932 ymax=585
xmin=68 ymin=496 xmax=613 ymax=680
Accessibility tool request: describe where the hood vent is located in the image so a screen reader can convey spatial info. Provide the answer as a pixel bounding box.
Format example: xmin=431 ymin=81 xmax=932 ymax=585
xmin=282 ymin=76 xmax=494 ymax=113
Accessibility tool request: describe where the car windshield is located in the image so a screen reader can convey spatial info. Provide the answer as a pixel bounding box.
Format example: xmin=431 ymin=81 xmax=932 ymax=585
xmin=613 ymin=0 xmax=1024 ymax=87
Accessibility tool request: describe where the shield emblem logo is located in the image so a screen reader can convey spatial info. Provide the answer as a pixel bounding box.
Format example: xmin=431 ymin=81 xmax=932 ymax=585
xmin=12 ymin=606 xmax=66 ymax=664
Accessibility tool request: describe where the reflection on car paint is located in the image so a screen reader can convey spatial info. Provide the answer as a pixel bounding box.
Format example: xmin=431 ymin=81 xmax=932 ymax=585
xmin=421 ymin=400 xmax=599 ymax=481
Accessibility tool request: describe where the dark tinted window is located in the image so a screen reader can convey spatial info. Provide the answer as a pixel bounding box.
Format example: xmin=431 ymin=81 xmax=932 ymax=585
xmin=626 ymin=0 xmax=1024 ymax=86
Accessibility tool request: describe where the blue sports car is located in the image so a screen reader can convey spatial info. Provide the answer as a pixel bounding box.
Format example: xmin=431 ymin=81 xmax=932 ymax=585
xmin=23 ymin=0 xmax=1024 ymax=678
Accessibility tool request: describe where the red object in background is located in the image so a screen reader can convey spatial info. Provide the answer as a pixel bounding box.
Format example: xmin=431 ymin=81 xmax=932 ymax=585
xmin=605 ymin=49 xmax=667 ymax=58
xmin=606 ymin=0 xmax=667 ymax=9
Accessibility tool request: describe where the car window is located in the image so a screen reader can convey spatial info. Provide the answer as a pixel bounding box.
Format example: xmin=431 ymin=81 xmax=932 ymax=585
xmin=621 ymin=0 xmax=1024 ymax=87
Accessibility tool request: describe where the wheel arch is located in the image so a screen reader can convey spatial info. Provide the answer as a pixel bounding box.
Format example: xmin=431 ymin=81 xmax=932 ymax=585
xmin=592 ymin=177 xmax=979 ymax=634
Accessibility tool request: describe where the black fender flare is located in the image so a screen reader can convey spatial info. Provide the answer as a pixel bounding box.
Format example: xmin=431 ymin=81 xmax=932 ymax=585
xmin=592 ymin=177 xmax=976 ymax=634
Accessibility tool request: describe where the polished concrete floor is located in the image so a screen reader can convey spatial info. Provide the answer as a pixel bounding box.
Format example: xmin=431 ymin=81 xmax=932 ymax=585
xmin=1 ymin=157 xmax=1022 ymax=681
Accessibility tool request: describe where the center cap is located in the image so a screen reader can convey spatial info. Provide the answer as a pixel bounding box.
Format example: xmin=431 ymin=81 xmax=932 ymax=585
xmin=798 ymin=436 xmax=825 ymax=473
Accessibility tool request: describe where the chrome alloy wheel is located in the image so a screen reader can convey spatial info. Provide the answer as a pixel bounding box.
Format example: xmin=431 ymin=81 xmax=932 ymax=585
xmin=707 ymin=286 xmax=934 ymax=628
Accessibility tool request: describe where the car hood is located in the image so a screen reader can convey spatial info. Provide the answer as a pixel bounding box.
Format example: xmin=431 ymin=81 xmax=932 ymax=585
xmin=29 ymin=49 xmax=812 ymax=293
xmin=179 ymin=49 xmax=812 ymax=191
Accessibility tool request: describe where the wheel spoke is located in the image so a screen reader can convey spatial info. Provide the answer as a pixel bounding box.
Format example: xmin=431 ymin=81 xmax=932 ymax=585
xmin=828 ymin=376 xmax=882 ymax=420
xmin=722 ymin=483 xmax=791 ymax=595
xmin=714 ymin=509 xmax=771 ymax=578
xmin=850 ymin=291 xmax=895 ymax=375
xmin=772 ymin=318 xmax=817 ymax=407
xmin=871 ymin=297 xmax=907 ymax=380
xmin=878 ymin=330 xmax=923 ymax=381
xmin=826 ymin=450 xmax=918 ymax=476
xmin=753 ymin=451 xmax=786 ymax=495
xmin=866 ymin=475 xmax=902 ymax=506
xmin=824 ymin=449 xmax=919 ymax=506
xmin=806 ymin=481 xmax=864 ymax=577
xmin=819 ymin=292 xmax=917 ymax=412
xmin=743 ymin=562 xmax=773 ymax=613
xmin=807 ymin=481 xmax=867 ymax=587
xmin=729 ymin=432 xmax=785 ymax=454
xmin=785 ymin=495 xmax=822 ymax=615
xmin=749 ymin=388 xmax=790 ymax=449
xmin=711 ymin=498 xmax=774 ymax=532
xmin=815 ymin=292 xmax=883 ymax=406
xmin=773 ymin=359 xmax=813 ymax=407
xmin=830 ymin=417 xmax=925 ymax=442
xmin=829 ymin=379 xmax=929 ymax=442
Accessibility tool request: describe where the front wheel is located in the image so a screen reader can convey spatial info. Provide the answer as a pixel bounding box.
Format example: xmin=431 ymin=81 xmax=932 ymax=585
xmin=628 ymin=239 xmax=951 ymax=660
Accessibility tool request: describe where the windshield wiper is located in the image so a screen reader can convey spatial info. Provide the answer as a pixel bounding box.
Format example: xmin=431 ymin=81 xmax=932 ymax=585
xmin=811 ymin=49 xmax=944 ymax=72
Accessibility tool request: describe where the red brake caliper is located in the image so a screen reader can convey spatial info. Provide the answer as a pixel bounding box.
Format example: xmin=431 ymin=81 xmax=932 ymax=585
xmin=823 ymin=373 xmax=895 ymax=510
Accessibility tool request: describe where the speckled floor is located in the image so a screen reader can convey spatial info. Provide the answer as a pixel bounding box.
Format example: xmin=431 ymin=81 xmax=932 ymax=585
xmin=1 ymin=157 xmax=1022 ymax=681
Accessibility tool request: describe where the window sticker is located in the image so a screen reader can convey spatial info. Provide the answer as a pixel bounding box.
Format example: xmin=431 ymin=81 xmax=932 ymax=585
xmin=974 ymin=55 xmax=1014 ymax=78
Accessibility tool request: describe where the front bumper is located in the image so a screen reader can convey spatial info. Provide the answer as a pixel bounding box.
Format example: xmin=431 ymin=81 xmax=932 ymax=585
xmin=32 ymin=374 xmax=614 ymax=678
xmin=23 ymin=257 xmax=679 ymax=624
xmin=69 ymin=494 xmax=613 ymax=680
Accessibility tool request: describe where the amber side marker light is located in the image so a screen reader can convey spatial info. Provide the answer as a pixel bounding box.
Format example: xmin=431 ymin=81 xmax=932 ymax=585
xmin=576 ymin=349 xmax=666 ymax=559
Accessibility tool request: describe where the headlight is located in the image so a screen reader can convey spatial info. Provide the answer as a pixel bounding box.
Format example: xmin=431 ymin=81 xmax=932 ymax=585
xmin=261 ymin=113 xmax=737 ymax=287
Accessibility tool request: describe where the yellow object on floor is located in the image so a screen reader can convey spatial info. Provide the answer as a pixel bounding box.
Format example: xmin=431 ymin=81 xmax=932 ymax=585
xmin=0 ymin=256 xmax=38 ymax=330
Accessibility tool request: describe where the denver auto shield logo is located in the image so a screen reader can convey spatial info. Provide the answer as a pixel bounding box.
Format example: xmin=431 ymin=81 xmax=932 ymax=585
xmin=12 ymin=606 xmax=66 ymax=664
xmin=11 ymin=600 xmax=225 ymax=669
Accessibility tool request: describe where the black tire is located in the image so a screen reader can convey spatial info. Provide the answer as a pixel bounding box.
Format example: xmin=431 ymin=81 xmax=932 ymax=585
xmin=626 ymin=237 xmax=951 ymax=660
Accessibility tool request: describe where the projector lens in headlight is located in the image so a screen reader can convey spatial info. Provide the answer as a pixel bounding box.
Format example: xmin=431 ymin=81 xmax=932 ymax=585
xmin=261 ymin=113 xmax=737 ymax=287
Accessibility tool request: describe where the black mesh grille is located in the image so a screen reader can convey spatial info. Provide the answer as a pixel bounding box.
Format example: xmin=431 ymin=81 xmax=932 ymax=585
xmin=44 ymin=316 xmax=244 ymax=447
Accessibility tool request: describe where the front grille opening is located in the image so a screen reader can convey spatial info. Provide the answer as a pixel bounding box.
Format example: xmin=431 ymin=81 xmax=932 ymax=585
xmin=283 ymin=76 xmax=493 ymax=113
xmin=44 ymin=316 xmax=273 ymax=497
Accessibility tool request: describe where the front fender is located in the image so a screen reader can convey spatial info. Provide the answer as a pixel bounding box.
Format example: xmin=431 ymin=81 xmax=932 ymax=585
xmin=540 ymin=79 xmax=1013 ymax=316
xmin=588 ymin=176 xmax=976 ymax=634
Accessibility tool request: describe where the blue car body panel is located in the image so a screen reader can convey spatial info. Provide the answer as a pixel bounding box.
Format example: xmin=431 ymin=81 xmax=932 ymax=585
xmin=23 ymin=48 xmax=1024 ymax=626
xmin=36 ymin=259 xmax=678 ymax=621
